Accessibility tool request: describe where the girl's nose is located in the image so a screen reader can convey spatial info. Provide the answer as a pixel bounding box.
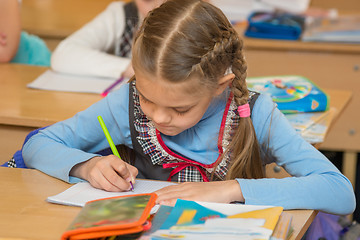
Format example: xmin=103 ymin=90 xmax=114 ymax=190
xmin=151 ymin=107 xmax=171 ymax=125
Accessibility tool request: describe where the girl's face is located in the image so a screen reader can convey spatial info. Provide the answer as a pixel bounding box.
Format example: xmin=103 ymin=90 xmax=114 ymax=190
xmin=135 ymin=71 xmax=214 ymax=136
xmin=135 ymin=0 xmax=165 ymax=18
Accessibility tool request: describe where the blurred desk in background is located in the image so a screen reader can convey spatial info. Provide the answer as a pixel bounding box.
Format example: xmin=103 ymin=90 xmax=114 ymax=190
xmin=0 ymin=64 xmax=102 ymax=164
xmin=21 ymin=0 xmax=117 ymax=50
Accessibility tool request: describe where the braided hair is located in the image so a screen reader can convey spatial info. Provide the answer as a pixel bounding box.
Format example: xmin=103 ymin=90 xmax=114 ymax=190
xmin=132 ymin=0 xmax=264 ymax=179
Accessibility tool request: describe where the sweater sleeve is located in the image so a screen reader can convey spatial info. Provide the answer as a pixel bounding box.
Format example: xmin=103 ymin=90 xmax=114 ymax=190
xmin=51 ymin=2 xmax=131 ymax=78
xmin=22 ymin=84 xmax=132 ymax=183
xmin=237 ymin=94 xmax=355 ymax=215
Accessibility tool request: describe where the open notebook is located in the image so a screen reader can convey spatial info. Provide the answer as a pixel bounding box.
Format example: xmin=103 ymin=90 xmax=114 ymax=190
xmin=28 ymin=70 xmax=126 ymax=94
xmin=47 ymin=179 xmax=177 ymax=207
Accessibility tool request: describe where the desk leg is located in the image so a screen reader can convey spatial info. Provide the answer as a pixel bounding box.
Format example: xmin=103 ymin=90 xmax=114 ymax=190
xmin=343 ymin=151 xmax=358 ymax=190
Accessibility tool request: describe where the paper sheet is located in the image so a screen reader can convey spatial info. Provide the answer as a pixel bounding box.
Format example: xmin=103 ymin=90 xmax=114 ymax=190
xmin=27 ymin=70 xmax=125 ymax=94
xmin=148 ymin=200 xmax=281 ymax=240
xmin=47 ymin=179 xmax=177 ymax=207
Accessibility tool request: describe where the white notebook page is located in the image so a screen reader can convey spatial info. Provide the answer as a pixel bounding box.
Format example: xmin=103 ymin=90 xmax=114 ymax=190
xmin=47 ymin=179 xmax=177 ymax=207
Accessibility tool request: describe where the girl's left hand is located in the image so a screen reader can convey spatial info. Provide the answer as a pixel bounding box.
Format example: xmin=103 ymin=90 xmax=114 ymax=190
xmin=154 ymin=180 xmax=244 ymax=206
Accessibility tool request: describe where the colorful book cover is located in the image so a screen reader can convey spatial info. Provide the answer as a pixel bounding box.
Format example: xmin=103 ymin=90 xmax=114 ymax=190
xmin=61 ymin=193 xmax=156 ymax=240
xmin=246 ymin=75 xmax=329 ymax=113
xmin=150 ymin=199 xmax=283 ymax=240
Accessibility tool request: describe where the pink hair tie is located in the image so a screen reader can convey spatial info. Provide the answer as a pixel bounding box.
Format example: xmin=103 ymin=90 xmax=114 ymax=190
xmin=238 ymin=103 xmax=250 ymax=118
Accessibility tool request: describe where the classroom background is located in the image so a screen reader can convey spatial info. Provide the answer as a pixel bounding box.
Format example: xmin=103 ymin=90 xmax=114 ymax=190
xmin=1 ymin=0 xmax=360 ymax=239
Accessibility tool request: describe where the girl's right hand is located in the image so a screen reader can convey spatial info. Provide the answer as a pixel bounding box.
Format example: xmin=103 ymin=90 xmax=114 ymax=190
xmin=70 ymin=155 xmax=138 ymax=192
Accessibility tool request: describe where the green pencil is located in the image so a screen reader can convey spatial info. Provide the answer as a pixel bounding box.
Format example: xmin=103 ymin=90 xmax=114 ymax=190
xmin=97 ymin=115 xmax=134 ymax=191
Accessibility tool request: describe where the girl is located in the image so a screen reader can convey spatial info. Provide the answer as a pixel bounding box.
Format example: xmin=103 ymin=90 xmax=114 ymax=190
xmin=23 ymin=0 xmax=355 ymax=215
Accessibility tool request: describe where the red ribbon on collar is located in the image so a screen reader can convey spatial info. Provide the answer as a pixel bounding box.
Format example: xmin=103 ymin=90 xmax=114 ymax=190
xmin=163 ymin=161 xmax=210 ymax=182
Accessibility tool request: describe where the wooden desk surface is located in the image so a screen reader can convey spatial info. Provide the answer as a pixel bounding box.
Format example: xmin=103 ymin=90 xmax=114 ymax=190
xmin=0 ymin=64 xmax=102 ymax=127
xmin=0 ymin=167 xmax=317 ymax=240
xmin=242 ymin=36 xmax=360 ymax=55
xmin=233 ymin=24 xmax=360 ymax=55
xmin=245 ymin=50 xmax=359 ymax=152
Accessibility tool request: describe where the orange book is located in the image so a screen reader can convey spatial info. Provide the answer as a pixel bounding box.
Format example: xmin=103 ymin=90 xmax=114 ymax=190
xmin=61 ymin=193 xmax=157 ymax=240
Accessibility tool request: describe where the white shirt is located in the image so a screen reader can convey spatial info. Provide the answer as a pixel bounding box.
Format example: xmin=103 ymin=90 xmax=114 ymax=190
xmin=51 ymin=1 xmax=131 ymax=79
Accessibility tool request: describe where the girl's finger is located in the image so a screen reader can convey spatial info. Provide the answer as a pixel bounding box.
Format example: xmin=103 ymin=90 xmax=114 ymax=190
xmin=102 ymin=168 xmax=131 ymax=191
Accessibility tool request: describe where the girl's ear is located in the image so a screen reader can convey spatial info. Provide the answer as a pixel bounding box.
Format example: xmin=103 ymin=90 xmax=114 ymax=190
xmin=214 ymin=73 xmax=235 ymax=96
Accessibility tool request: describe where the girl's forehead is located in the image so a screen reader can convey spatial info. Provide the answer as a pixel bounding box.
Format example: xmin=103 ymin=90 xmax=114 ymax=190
xmin=135 ymin=72 xmax=212 ymax=107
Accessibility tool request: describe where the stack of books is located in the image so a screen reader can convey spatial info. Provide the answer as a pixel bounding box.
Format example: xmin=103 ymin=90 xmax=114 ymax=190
xmin=145 ymin=199 xmax=293 ymax=240
xmin=61 ymin=194 xmax=293 ymax=240
xmin=302 ymin=15 xmax=360 ymax=43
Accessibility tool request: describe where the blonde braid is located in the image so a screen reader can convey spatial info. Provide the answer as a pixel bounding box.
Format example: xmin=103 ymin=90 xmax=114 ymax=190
xmin=223 ymin=29 xmax=264 ymax=180
xmin=230 ymin=33 xmax=248 ymax=106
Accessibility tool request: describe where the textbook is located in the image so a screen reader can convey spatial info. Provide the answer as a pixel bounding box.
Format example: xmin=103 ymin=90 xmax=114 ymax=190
xmin=300 ymin=108 xmax=336 ymax=144
xmin=270 ymin=213 xmax=293 ymax=240
xmin=284 ymin=109 xmax=331 ymax=133
xmin=149 ymin=199 xmax=284 ymax=240
xmin=246 ymin=75 xmax=329 ymax=113
xmin=302 ymin=15 xmax=360 ymax=43
xmin=61 ymin=193 xmax=156 ymax=240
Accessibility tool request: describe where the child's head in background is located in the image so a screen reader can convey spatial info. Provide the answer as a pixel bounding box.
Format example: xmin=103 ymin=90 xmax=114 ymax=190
xmin=132 ymin=0 xmax=264 ymax=180
xmin=135 ymin=0 xmax=166 ymax=18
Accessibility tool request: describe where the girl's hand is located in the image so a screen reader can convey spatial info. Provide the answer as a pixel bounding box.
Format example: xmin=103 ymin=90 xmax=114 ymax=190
xmin=154 ymin=180 xmax=244 ymax=206
xmin=70 ymin=155 xmax=138 ymax=192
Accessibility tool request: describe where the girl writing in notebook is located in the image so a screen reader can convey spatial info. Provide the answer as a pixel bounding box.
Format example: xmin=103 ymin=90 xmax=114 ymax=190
xmin=23 ymin=0 xmax=355 ymax=215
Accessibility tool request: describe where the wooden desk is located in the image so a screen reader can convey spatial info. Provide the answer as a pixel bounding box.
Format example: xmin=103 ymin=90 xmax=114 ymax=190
xmin=243 ymin=49 xmax=358 ymax=186
xmin=0 ymin=64 xmax=102 ymax=164
xmin=0 ymin=167 xmax=317 ymax=240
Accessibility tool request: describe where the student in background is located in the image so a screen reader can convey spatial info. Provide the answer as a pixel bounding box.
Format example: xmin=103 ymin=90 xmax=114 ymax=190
xmin=23 ymin=0 xmax=355 ymax=215
xmin=0 ymin=0 xmax=20 ymax=63
xmin=51 ymin=0 xmax=165 ymax=79
xmin=0 ymin=0 xmax=51 ymax=66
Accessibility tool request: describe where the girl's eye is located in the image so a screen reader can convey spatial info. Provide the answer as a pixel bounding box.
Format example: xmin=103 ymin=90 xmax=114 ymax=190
xmin=175 ymin=109 xmax=190 ymax=116
xmin=140 ymin=95 xmax=150 ymax=104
